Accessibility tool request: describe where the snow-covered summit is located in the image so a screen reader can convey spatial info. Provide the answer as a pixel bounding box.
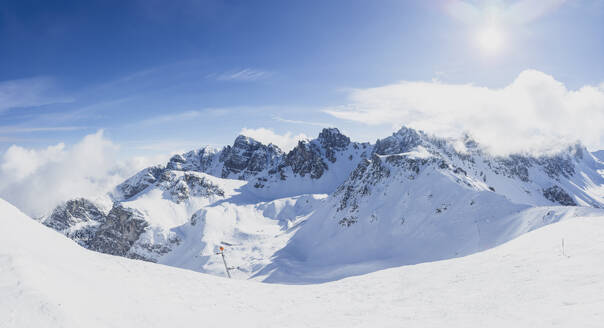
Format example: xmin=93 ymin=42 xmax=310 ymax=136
xmin=39 ymin=125 xmax=604 ymax=282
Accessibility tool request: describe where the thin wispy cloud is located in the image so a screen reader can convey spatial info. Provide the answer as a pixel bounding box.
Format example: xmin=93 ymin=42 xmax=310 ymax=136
xmin=272 ymin=116 xmax=328 ymax=127
xmin=0 ymin=126 xmax=86 ymax=133
xmin=0 ymin=77 xmax=73 ymax=112
xmin=216 ymin=68 xmax=270 ymax=81
xmin=325 ymin=69 xmax=604 ymax=155
xmin=136 ymin=110 xmax=203 ymax=126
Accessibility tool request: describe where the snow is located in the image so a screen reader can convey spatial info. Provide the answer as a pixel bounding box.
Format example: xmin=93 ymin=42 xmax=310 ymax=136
xmin=35 ymin=127 xmax=604 ymax=286
xmin=259 ymin=165 xmax=604 ymax=283
xmin=2 ymin=198 xmax=604 ymax=327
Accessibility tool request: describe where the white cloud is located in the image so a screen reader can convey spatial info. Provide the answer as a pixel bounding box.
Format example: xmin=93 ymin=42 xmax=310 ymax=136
xmin=0 ymin=77 xmax=72 ymax=111
xmin=325 ymin=70 xmax=604 ymax=155
xmin=136 ymin=110 xmax=203 ymax=126
xmin=216 ymin=68 xmax=270 ymax=81
xmin=0 ymin=126 xmax=86 ymax=133
xmin=272 ymin=116 xmax=327 ymax=127
xmin=239 ymin=128 xmax=308 ymax=152
xmin=0 ymin=131 xmax=164 ymax=217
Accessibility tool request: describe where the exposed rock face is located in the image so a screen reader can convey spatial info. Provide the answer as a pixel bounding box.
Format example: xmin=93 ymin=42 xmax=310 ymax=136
xmin=165 ymin=136 xmax=284 ymax=181
xmin=165 ymin=173 xmax=225 ymax=203
xmin=44 ymin=201 xmax=152 ymax=260
xmin=330 ymin=126 xmax=599 ymax=227
xmin=116 ymin=168 xmax=225 ymax=203
xmin=43 ymin=125 xmax=602 ymax=271
xmin=44 ymin=198 xmax=106 ymax=246
xmin=335 ymin=154 xmax=391 ymax=212
xmin=88 ymin=205 xmax=149 ymax=259
xmin=494 ymin=156 xmax=532 ymax=182
xmin=374 ymin=127 xmax=421 ymax=155
xmin=116 ymin=166 xmax=166 ymax=200
xmin=318 ymin=128 xmax=351 ymax=163
xmin=45 ymin=198 xmax=105 ymax=231
xmin=219 ymin=135 xmax=283 ymax=179
xmin=543 ymin=186 xmax=577 ymax=206
xmin=148 ymin=128 xmax=369 ymax=188
xmin=282 ymin=141 xmax=328 ymax=179
xmin=167 ymin=147 xmax=218 ymax=172
xmin=271 ymin=128 xmax=366 ymax=180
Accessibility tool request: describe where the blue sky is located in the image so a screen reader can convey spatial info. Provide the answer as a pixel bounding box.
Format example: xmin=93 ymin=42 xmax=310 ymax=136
xmin=1 ymin=0 xmax=603 ymax=157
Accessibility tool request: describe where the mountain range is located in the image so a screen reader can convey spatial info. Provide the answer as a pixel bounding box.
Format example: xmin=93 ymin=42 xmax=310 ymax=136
xmin=39 ymin=127 xmax=604 ymax=282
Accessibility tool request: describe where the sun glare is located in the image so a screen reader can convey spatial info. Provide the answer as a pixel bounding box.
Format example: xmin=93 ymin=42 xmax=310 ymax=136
xmin=477 ymin=26 xmax=504 ymax=55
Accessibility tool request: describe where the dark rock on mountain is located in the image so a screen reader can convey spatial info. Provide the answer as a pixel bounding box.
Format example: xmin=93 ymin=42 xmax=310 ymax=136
xmin=44 ymin=198 xmax=106 ymax=246
xmin=45 ymin=198 xmax=105 ymax=232
xmin=219 ymin=135 xmax=283 ymax=179
xmin=374 ymin=127 xmax=421 ymax=155
xmin=318 ymin=128 xmax=351 ymax=162
xmin=167 ymin=147 xmax=217 ymax=172
xmin=45 ymin=200 xmax=153 ymax=260
xmin=166 ymin=173 xmax=225 ymax=203
xmin=282 ymin=141 xmax=328 ymax=179
xmin=543 ymin=186 xmax=576 ymax=206
xmin=89 ymin=204 xmax=149 ymax=259
xmin=116 ymin=166 xmax=166 ymax=200
xmin=42 ymin=125 xmax=603 ymax=272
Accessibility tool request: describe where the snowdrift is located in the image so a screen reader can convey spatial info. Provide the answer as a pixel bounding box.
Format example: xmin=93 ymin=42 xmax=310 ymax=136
xmin=2 ymin=198 xmax=604 ymax=327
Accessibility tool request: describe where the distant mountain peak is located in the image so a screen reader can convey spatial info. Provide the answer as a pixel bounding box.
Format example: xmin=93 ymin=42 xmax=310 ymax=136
xmin=374 ymin=126 xmax=422 ymax=155
xmin=41 ymin=126 xmax=604 ymax=283
xmin=317 ymin=127 xmax=350 ymax=150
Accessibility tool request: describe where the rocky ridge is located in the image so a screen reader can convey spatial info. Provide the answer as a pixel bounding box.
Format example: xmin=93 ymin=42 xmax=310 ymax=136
xmin=41 ymin=126 xmax=604 ymax=278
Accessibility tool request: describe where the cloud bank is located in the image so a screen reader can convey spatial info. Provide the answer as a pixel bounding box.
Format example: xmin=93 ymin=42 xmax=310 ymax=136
xmin=239 ymin=128 xmax=308 ymax=152
xmin=0 ymin=131 xmax=164 ymax=217
xmin=326 ymin=70 xmax=604 ymax=155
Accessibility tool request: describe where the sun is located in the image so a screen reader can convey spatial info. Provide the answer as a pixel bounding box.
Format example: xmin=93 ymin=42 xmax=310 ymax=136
xmin=477 ymin=26 xmax=504 ymax=55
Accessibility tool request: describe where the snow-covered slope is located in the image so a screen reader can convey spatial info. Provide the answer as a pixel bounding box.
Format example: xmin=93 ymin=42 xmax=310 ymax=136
xmin=2 ymin=198 xmax=604 ymax=327
xmin=260 ymin=128 xmax=604 ymax=282
xmin=40 ymin=126 xmax=604 ymax=282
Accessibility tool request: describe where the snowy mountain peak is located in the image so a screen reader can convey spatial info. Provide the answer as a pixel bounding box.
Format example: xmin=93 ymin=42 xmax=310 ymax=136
xmin=317 ymin=127 xmax=350 ymax=150
xmin=232 ymin=134 xmax=283 ymax=154
xmin=374 ymin=126 xmax=422 ymax=155
xmin=40 ymin=126 xmax=604 ymax=283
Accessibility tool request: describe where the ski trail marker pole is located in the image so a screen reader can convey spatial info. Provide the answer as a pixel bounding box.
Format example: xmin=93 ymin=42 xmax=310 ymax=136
xmin=216 ymin=246 xmax=232 ymax=278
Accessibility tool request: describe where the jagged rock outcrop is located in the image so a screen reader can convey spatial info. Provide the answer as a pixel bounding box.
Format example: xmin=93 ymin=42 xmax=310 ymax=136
xmin=44 ymin=198 xmax=106 ymax=246
xmin=88 ymin=205 xmax=149 ymax=259
xmin=267 ymin=128 xmax=370 ymax=181
xmin=116 ymin=168 xmax=225 ymax=203
xmin=116 ymin=166 xmax=166 ymax=200
xmin=330 ymin=126 xmax=601 ymax=225
xmin=219 ymin=135 xmax=284 ymax=179
xmin=165 ymin=135 xmax=283 ymax=181
xmin=43 ymin=125 xmax=603 ymax=278
xmin=166 ymin=173 xmax=225 ymax=203
xmin=543 ymin=186 xmax=577 ymax=206
xmin=282 ymin=141 xmax=328 ymax=179
xmin=374 ymin=127 xmax=421 ymax=155
xmin=318 ymin=128 xmax=351 ymax=162
xmin=44 ymin=201 xmax=153 ymax=260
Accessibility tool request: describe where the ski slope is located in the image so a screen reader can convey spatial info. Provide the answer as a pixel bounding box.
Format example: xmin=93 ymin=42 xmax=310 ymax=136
xmin=2 ymin=199 xmax=604 ymax=327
